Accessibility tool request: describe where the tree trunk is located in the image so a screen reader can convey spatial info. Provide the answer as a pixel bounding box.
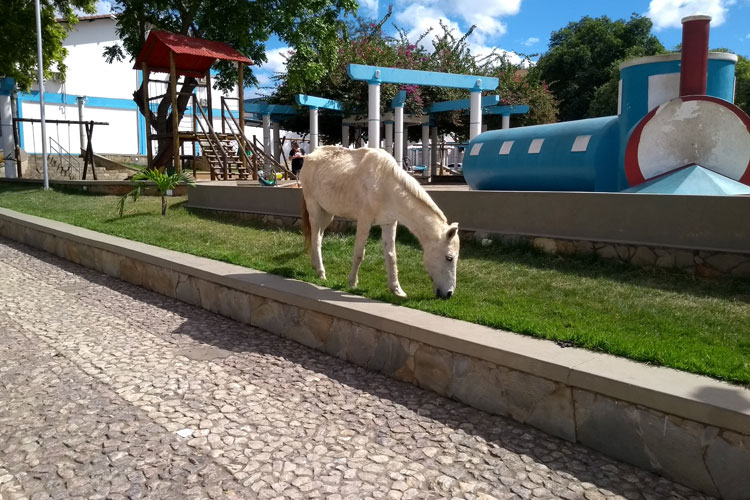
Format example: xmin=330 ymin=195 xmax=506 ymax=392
xmin=134 ymin=76 xmax=198 ymax=169
xmin=161 ymin=196 xmax=167 ymax=216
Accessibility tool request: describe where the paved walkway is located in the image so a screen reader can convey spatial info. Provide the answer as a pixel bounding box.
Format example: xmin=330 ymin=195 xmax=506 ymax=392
xmin=0 ymin=238 xmax=709 ymax=500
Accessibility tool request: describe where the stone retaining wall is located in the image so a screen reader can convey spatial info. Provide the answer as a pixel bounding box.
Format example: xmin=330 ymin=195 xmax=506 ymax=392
xmin=1 ymin=208 xmax=748 ymax=499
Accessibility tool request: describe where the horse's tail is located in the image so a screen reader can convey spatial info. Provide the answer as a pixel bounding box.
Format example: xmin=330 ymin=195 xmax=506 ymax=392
xmin=301 ymin=191 xmax=311 ymax=254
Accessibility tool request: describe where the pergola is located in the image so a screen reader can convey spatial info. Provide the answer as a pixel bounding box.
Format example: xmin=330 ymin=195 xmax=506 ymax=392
xmin=134 ymin=30 xmax=252 ymax=173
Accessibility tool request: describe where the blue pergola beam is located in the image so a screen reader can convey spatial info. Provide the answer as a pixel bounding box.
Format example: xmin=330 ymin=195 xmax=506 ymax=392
xmin=391 ymin=90 xmax=406 ymax=108
xmin=243 ymin=102 xmax=299 ymax=115
xmin=428 ymin=95 xmax=500 ymax=113
xmin=347 ymin=64 xmax=498 ymax=91
xmin=482 ymin=104 xmax=530 ymax=116
xmin=295 ymin=94 xmax=343 ymax=111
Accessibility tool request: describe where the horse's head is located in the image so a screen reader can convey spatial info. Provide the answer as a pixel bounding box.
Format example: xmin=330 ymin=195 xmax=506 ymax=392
xmin=423 ymin=222 xmax=460 ymax=299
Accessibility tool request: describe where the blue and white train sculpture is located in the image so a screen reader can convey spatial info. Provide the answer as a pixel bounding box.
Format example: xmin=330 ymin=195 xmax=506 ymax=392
xmin=463 ymin=16 xmax=750 ymax=195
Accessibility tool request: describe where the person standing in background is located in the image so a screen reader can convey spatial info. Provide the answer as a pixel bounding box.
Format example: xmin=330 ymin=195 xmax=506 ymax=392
xmin=290 ymin=141 xmax=305 ymax=178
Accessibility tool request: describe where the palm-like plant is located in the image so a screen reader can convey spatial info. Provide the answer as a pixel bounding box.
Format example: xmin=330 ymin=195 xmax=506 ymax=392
xmin=117 ymin=167 xmax=196 ymax=217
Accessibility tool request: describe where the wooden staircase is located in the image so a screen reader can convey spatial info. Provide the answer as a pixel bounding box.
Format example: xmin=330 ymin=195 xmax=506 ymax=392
xmin=196 ymin=133 xmax=250 ymax=180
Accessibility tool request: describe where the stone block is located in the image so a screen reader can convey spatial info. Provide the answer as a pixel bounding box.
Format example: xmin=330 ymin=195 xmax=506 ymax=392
xmin=249 ymin=297 xmax=286 ymax=336
xmin=573 ymin=390 xmax=653 ymax=472
xmin=573 ymin=240 xmax=594 ymax=255
xmin=368 ymin=331 xmax=409 ymax=376
xmin=175 ymin=275 xmax=201 ymax=306
xmin=41 ymin=233 xmax=57 ymax=255
xmin=556 ymin=240 xmax=576 ymax=255
xmin=284 ymin=307 xmax=331 ymax=351
xmin=503 ymin=370 xmax=575 ymax=442
xmin=414 ymin=345 xmax=454 ymax=395
xmin=615 ymin=245 xmax=632 ymax=261
xmin=674 ymin=249 xmax=696 ymax=269
xmin=195 ymin=280 xmax=224 ymax=315
xmin=705 ymin=430 xmax=750 ymax=500
xmin=119 ymin=258 xmax=144 ymax=286
xmin=142 ymin=265 xmax=178 ymax=297
xmin=731 ymin=261 xmax=750 ymax=278
xmin=655 ymin=253 xmax=675 ymax=269
xmin=325 ymin=318 xmax=353 ymax=359
xmin=533 ymin=238 xmax=557 ymax=254
xmin=596 ymin=245 xmax=618 ymax=261
xmin=631 ymin=246 xmax=656 ymax=268
xmin=639 ymin=413 xmax=718 ymax=496
xmin=450 ymin=355 xmax=508 ymax=418
xmin=217 ymin=287 xmax=253 ymax=326
xmin=704 ymin=253 xmax=747 ymax=274
xmin=345 ymin=324 xmax=380 ymax=368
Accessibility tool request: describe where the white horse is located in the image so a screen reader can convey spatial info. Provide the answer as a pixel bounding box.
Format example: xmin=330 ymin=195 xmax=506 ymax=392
xmin=300 ymin=146 xmax=460 ymax=299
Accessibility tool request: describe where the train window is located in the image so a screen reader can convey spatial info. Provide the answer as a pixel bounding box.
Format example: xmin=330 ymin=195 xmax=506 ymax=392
xmin=499 ymin=141 xmax=514 ymax=155
xmin=528 ymin=138 xmax=544 ymax=154
xmin=470 ymin=143 xmax=483 ymax=156
xmin=572 ymin=135 xmax=592 ymax=152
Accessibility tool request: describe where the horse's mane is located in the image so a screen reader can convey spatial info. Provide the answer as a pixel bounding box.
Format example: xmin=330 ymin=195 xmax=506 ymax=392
xmin=375 ymin=149 xmax=447 ymax=223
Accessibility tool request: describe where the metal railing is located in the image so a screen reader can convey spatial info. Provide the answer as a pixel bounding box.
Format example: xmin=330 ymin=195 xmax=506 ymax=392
xmin=48 ymin=137 xmax=80 ymax=179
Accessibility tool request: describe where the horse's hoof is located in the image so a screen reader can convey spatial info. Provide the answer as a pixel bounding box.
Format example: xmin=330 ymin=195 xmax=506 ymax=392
xmin=317 ymin=271 xmax=327 ymax=280
xmin=392 ymin=287 xmax=407 ymax=298
xmin=348 ymin=277 xmax=358 ymax=288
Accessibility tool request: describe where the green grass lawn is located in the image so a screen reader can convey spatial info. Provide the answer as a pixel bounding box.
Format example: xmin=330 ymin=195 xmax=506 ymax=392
xmin=1 ymin=183 xmax=749 ymax=386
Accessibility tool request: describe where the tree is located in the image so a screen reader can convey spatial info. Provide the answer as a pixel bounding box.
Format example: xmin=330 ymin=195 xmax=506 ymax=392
xmin=103 ymin=0 xmax=357 ymax=168
xmin=271 ymin=10 xmax=557 ymax=144
xmin=0 ymin=0 xmax=96 ymax=91
xmin=733 ymin=54 xmax=749 ymax=115
xmin=536 ymin=14 xmax=664 ymax=121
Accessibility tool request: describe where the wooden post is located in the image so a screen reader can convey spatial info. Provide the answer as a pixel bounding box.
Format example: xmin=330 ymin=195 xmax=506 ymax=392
xmin=238 ymin=63 xmax=246 ymax=178
xmin=141 ymin=62 xmax=153 ymax=170
xmin=169 ymin=52 xmax=180 ymax=173
xmin=11 ymin=95 xmax=22 ymax=178
xmin=205 ymin=70 xmax=213 ymax=131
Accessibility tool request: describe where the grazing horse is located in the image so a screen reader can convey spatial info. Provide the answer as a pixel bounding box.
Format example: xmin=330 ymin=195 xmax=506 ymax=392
xmin=300 ymin=146 xmax=460 ymax=298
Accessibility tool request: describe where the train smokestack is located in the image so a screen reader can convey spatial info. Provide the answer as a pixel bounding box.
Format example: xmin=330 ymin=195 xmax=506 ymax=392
xmin=679 ymin=15 xmax=711 ymax=97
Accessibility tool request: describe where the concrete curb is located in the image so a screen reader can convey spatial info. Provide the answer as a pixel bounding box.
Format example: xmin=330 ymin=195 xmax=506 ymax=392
xmin=1 ymin=207 xmax=748 ymax=498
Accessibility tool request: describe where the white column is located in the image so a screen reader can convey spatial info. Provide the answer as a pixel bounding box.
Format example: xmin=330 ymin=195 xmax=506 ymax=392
xmin=309 ymin=107 xmax=318 ymax=152
xmin=1 ymin=95 xmax=16 ymax=178
xmin=77 ymin=96 xmax=86 ymax=153
xmin=341 ymin=124 xmax=350 ymax=148
xmin=469 ymin=89 xmax=482 ymax=140
xmin=273 ymin=121 xmax=281 ymax=162
xmin=421 ymin=124 xmax=429 ymax=167
xmin=394 ymin=107 xmax=404 ymax=168
xmin=502 ymin=114 xmax=511 ymax=129
xmin=430 ymin=126 xmax=438 ymax=177
xmin=262 ymin=113 xmax=271 ymax=176
xmin=384 ymin=121 xmax=393 ymax=154
xmin=368 ymin=82 xmax=380 ymax=148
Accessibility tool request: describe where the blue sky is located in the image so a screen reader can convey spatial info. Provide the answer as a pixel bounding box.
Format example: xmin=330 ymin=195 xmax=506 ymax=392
xmin=93 ymin=0 xmax=750 ymax=92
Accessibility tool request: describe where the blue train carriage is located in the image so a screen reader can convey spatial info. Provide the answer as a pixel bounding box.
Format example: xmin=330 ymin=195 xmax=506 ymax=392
xmin=464 ymin=16 xmax=750 ymax=194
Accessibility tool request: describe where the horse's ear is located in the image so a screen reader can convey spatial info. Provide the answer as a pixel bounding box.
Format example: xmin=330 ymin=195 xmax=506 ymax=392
xmin=446 ymin=223 xmax=458 ymax=240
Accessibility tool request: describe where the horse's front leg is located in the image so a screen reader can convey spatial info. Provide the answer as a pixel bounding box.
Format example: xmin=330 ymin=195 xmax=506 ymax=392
xmin=348 ymin=220 xmax=371 ymax=288
xmin=381 ymin=222 xmax=406 ymax=298
xmin=309 ymin=204 xmax=333 ymax=280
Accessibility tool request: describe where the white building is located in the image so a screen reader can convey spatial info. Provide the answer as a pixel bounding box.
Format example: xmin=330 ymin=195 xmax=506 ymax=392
xmin=1 ymin=14 xmax=266 ymax=176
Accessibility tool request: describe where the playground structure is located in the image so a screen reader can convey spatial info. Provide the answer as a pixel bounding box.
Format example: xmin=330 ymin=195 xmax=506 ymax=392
xmin=134 ymin=30 xmax=294 ymax=183
xmin=463 ymin=16 xmax=750 ymax=195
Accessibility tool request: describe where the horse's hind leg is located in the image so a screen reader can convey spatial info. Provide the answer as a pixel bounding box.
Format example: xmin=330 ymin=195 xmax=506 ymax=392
xmin=381 ymin=222 xmax=406 ymax=298
xmin=348 ymin=220 xmax=371 ymax=288
xmin=307 ymin=201 xmax=334 ymax=280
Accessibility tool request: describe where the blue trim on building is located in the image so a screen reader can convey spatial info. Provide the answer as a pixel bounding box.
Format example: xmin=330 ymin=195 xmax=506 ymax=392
xmin=428 ymin=95 xmax=499 ymax=113
xmin=137 ymin=70 xmax=147 ymax=155
xmin=0 ymin=77 xmax=15 ymax=95
xmin=295 ymin=95 xmax=343 ymax=111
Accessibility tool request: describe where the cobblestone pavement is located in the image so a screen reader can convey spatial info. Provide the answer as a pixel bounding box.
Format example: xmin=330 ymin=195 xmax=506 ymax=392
xmin=0 ymin=237 xmax=711 ymax=500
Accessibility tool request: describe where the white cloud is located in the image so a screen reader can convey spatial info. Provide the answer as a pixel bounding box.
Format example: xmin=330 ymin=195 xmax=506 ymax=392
xmin=94 ymin=1 xmax=112 ymax=14
xmin=394 ymin=4 xmax=462 ymax=50
xmin=262 ymin=46 xmax=292 ymax=73
xmin=358 ymin=0 xmax=379 ymax=18
xmin=646 ymin=0 xmax=736 ymax=29
xmin=393 ymin=0 xmax=521 ymax=46
xmin=523 ymin=37 xmax=540 ymax=46
xmin=746 ymin=33 xmax=750 ymax=38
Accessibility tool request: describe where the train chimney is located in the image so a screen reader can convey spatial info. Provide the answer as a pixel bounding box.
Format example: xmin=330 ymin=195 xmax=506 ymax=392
xmin=679 ymin=15 xmax=711 ymax=97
